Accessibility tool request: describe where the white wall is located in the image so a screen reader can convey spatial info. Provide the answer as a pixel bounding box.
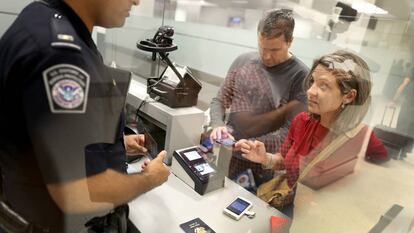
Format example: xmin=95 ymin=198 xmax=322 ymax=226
xmin=0 ymin=0 xmax=31 ymax=14
xmin=0 ymin=14 xmax=16 ymax=35
xmin=0 ymin=0 xmax=32 ymax=36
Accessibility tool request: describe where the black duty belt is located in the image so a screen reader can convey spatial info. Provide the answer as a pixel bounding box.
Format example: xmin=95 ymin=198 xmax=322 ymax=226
xmin=0 ymin=199 xmax=139 ymax=233
xmin=85 ymin=204 xmax=140 ymax=233
xmin=0 ymin=200 xmax=50 ymax=233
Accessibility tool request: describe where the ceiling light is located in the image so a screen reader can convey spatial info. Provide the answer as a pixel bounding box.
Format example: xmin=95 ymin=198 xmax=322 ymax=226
xmin=176 ymin=0 xmax=217 ymax=6
xmin=351 ymin=1 xmax=388 ymax=15
xmin=232 ymin=0 xmax=249 ymax=4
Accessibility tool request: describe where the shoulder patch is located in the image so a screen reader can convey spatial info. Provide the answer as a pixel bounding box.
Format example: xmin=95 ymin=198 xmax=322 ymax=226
xmin=43 ymin=64 xmax=90 ymax=113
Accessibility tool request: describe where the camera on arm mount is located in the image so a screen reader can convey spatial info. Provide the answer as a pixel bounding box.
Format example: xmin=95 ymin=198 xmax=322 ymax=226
xmin=136 ymin=26 xmax=201 ymax=108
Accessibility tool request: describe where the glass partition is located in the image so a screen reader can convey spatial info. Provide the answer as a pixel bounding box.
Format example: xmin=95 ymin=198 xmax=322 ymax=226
xmin=100 ymin=0 xmax=413 ymax=108
xmin=2 ymin=0 xmax=412 ymax=232
xmin=77 ymin=0 xmax=414 ymax=232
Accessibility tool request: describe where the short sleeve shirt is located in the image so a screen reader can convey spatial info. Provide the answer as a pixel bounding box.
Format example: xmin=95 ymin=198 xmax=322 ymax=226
xmin=0 ymin=1 xmax=130 ymax=229
xmin=219 ymin=52 xmax=309 ymax=153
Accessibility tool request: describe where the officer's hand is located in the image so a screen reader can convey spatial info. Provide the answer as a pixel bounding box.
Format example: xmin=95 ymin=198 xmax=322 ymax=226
xmin=124 ymin=134 xmax=147 ymax=155
xmin=141 ymin=159 xmax=150 ymax=170
xmin=142 ymin=151 xmax=170 ymax=187
xmin=210 ymin=126 xmax=234 ymax=143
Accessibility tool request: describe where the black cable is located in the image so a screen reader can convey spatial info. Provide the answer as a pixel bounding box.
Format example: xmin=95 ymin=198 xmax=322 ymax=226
xmin=134 ymin=96 xmax=149 ymax=134
xmin=147 ymin=75 xmax=167 ymax=89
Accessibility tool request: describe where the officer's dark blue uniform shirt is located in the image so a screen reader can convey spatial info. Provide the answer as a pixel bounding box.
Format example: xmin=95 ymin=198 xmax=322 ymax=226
xmin=0 ymin=0 xmax=130 ymax=231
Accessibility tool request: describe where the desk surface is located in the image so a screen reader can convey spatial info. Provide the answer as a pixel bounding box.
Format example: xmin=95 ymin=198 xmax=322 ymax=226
xmin=128 ymin=160 xmax=286 ymax=233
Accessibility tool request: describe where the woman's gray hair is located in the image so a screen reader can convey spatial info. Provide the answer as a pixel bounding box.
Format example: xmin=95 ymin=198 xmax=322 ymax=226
xmin=304 ymin=50 xmax=372 ymax=133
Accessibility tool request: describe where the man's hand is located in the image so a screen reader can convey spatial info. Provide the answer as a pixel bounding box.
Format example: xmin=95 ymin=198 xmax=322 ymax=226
xmin=235 ymin=139 xmax=267 ymax=165
xmin=210 ymin=126 xmax=234 ymax=143
xmin=230 ymin=100 xmax=305 ymax=138
xmin=124 ymin=134 xmax=147 ymax=155
xmin=141 ymin=151 xmax=170 ymax=187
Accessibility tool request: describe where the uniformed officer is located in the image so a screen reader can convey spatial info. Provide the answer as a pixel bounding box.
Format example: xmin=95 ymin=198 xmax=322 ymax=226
xmin=0 ymin=0 xmax=170 ymax=232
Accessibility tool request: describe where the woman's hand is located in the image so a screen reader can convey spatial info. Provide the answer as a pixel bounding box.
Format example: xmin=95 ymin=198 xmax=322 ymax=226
xmin=124 ymin=134 xmax=147 ymax=155
xmin=235 ymin=139 xmax=267 ymax=165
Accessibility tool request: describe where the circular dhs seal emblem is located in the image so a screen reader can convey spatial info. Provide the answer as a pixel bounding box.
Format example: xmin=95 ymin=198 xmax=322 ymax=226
xmin=43 ymin=64 xmax=90 ymax=113
xmin=52 ymin=79 xmax=84 ymax=109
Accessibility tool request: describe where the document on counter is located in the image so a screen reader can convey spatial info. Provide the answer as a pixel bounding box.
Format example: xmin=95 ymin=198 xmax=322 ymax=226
xmin=179 ymin=217 xmax=216 ymax=233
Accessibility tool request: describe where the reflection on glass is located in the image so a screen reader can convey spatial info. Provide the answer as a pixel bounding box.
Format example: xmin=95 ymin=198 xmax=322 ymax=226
xmin=91 ymin=0 xmax=414 ymax=232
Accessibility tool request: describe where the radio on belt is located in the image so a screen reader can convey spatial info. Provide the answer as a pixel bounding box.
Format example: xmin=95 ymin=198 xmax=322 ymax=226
xmin=171 ymin=146 xmax=225 ymax=195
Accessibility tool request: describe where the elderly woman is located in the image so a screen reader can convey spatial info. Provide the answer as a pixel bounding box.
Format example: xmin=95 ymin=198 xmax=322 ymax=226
xmin=235 ymin=50 xmax=387 ymax=217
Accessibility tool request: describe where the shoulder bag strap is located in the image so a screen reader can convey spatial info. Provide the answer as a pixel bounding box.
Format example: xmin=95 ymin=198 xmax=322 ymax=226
xmin=291 ymin=124 xmax=364 ymax=189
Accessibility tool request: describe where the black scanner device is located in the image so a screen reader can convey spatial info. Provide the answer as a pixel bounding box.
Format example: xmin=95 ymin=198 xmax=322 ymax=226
xmin=171 ymin=146 xmax=225 ymax=195
xmin=137 ymin=26 xmax=202 ymax=108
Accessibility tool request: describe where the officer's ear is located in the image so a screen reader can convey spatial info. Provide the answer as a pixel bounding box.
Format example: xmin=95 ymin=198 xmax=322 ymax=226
xmin=286 ymin=37 xmax=293 ymax=48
